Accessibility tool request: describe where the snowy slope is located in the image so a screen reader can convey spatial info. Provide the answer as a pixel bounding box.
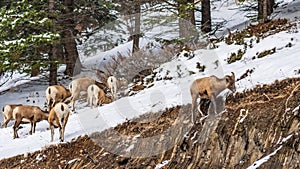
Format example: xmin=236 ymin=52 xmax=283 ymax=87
xmin=0 ymin=0 xmax=299 ymax=161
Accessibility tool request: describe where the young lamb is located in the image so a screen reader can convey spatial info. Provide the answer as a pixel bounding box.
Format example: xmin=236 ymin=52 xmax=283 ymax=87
xmin=87 ymin=84 xmax=112 ymax=108
xmin=190 ymin=72 xmax=236 ymax=122
xmin=107 ymin=76 xmax=118 ymax=101
xmin=2 ymin=104 xmax=23 ymax=128
xmin=46 ymin=85 xmax=71 ymax=112
xmin=48 ymin=102 xmax=70 ymax=142
xmin=68 ymin=77 xmax=108 ymax=111
xmin=13 ymin=105 xmax=49 ymax=139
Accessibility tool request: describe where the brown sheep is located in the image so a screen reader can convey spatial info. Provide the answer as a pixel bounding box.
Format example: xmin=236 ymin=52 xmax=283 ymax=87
xmin=69 ymin=77 xmax=108 ymax=111
xmin=48 ymin=102 xmax=70 ymax=142
xmin=190 ymin=72 xmax=236 ymax=122
xmin=87 ymin=84 xmax=112 ymax=108
xmin=46 ymin=85 xmax=71 ymax=112
xmin=2 ymin=104 xmax=23 ymax=128
xmin=107 ymin=76 xmax=118 ymax=101
xmin=12 ymin=105 xmax=49 ymax=139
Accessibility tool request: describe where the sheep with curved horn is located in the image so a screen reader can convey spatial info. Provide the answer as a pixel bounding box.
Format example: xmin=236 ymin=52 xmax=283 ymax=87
xmin=12 ymin=105 xmax=49 ymax=139
xmin=190 ymin=72 xmax=236 ymax=122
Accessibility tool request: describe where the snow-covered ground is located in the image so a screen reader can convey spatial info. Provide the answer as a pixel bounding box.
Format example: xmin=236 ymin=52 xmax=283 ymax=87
xmin=0 ymin=0 xmax=299 ymax=165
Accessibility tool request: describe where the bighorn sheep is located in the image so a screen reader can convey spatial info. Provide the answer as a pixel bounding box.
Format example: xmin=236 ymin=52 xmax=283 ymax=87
xmin=87 ymin=84 xmax=112 ymax=108
xmin=48 ymin=102 xmax=70 ymax=142
xmin=69 ymin=77 xmax=108 ymax=111
xmin=46 ymin=85 xmax=71 ymax=112
xmin=2 ymin=104 xmax=22 ymax=128
xmin=107 ymin=76 xmax=118 ymax=101
xmin=190 ymin=72 xmax=236 ymax=122
xmin=12 ymin=105 xmax=49 ymax=139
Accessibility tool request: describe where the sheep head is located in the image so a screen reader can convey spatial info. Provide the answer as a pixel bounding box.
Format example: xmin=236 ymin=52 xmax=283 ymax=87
xmin=225 ymin=72 xmax=236 ymax=92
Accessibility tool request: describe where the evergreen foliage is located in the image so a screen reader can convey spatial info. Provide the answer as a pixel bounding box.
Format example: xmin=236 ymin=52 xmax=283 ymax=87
xmin=0 ymin=0 xmax=59 ymax=74
xmin=0 ymin=0 xmax=117 ymax=76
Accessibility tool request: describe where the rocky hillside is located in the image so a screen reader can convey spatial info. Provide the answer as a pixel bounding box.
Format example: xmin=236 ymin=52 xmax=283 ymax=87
xmin=0 ymin=78 xmax=299 ymax=168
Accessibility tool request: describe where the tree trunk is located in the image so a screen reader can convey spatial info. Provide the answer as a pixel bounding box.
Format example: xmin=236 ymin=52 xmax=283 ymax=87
xmin=258 ymin=0 xmax=263 ymax=20
xmin=177 ymin=0 xmax=197 ymax=41
xmin=49 ymin=0 xmax=57 ymax=85
xmin=258 ymin=0 xmax=274 ymax=21
xmin=263 ymin=0 xmax=268 ymax=22
xmin=132 ymin=1 xmax=140 ymax=54
xmin=201 ymin=0 xmax=211 ymax=33
xmin=62 ymin=0 xmax=82 ymax=77
xmin=268 ymin=0 xmax=275 ymax=15
xmin=63 ymin=30 xmax=82 ymax=76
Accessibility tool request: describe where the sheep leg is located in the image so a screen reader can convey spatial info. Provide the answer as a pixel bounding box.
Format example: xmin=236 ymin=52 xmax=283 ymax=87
xmin=46 ymin=98 xmax=50 ymax=111
xmin=47 ymin=98 xmax=54 ymax=112
xmin=59 ymin=128 xmax=63 ymax=141
xmin=30 ymin=121 xmax=36 ymax=134
xmin=61 ymin=113 xmax=69 ymax=142
xmin=209 ymin=94 xmax=217 ymax=116
xmin=87 ymin=94 xmax=90 ymax=107
xmin=70 ymin=92 xmax=79 ymax=111
xmin=29 ymin=121 xmax=34 ymax=135
xmin=50 ymin=125 xmax=54 ymax=142
xmin=3 ymin=117 xmax=11 ymax=128
xmin=111 ymin=87 xmax=116 ymax=101
xmin=13 ymin=118 xmax=22 ymax=139
xmin=95 ymin=94 xmax=100 ymax=107
xmin=51 ymin=99 xmax=56 ymax=111
xmin=191 ymin=92 xmax=199 ymax=123
xmin=90 ymin=95 xmax=95 ymax=108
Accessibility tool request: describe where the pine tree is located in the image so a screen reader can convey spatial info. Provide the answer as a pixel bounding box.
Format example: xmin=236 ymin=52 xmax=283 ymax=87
xmin=0 ymin=0 xmax=117 ymax=81
xmin=0 ymin=0 xmax=59 ymax=76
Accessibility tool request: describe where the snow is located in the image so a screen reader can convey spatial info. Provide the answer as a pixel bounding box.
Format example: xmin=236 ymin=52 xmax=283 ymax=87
xmin=0 ymin=0 xmax=300 ymax=162
xmin=247 ymin=146 xmax=283 ymax=169
xmin=155 ymin=160 xmax=170 ymax=169
xmin=248 ymin=134 xmax=294 ymax=169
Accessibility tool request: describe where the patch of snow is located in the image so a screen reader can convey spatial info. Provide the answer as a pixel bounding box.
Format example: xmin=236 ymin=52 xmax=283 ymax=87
xmin=125 ymin=144 xmax=135 ymax=152
xmin=247 ymin=146 xmax=282 ymax=169
xmin=292 ymin=105 xmax=300 ymax=113
xmin=155 ymin=160 xmax=170 ymax=169
xmin=68 ymin=158 xmax=78 ymax=164
xmin=279 ymin=134 xmax=293 ymax=145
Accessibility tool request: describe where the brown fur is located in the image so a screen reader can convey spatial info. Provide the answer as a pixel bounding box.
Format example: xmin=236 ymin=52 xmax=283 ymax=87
xmin=13 ymin=105 xmax=49 ymax=139
xmin=69 ymin=77 xmax=108 ymax=111
xmin=97 ymin=88 xmax=113 ymax=105
xmin=48 ymin=103 xmax=70 ymax=142
xmin=190 ymin=72 xmax=236 ymax=122
xmin=46 ymin=85 xmax=71 ymax=112
xmin=2 ymin=104 xmax=22 ymax=128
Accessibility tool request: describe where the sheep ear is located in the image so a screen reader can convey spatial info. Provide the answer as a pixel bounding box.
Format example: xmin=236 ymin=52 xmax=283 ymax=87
xmin=226 ymin=76 xmax=230 ymax=83
xmin=61 ymin=104 xmax=64 ymax=111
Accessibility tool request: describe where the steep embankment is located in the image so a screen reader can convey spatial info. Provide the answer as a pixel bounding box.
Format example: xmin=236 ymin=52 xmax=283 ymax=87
xmin=0 ymin=78 xmax=299 ymax=168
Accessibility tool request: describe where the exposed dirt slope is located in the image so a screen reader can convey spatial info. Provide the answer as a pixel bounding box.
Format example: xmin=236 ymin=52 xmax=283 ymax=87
xmin=0 ymin=78 xmax=299 ymax=169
